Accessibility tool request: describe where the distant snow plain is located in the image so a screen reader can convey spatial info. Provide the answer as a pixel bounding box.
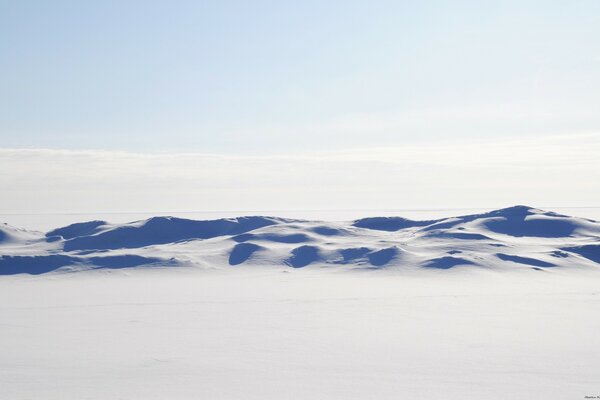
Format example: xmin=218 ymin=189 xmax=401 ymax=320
xmin=1 ymin=206 xmax=599 ymax=399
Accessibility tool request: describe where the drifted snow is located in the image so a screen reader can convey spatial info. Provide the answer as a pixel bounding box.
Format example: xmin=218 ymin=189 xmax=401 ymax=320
xmin=1 ymin=206 xmax=599 ymax=399
xmin=1 ymin=205 xmax=598 ymax=274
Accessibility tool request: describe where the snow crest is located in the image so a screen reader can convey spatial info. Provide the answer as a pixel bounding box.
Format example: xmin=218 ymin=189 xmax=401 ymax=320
xmin=1 ymin=206 xmax=599 ymax=274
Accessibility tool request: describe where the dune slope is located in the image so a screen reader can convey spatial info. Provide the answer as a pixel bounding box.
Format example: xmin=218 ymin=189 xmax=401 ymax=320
xmin=1 ymin=206 xmax=598 ymax=274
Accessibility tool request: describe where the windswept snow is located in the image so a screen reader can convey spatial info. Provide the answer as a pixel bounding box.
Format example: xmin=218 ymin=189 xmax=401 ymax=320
xmin=59 ymin=216 xmax=283 ymax=251
xmin=0 ymin=222 xmax=40 ymax=244
xmin=1 ymin=206 xmax=599 ymax=399
xmin=1 ymin=205 xmax=598 ymax=275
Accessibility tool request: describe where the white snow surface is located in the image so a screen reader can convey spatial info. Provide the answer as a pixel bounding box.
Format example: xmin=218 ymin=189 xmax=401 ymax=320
xmin=1 ymin=205 xmax=599 ymax=399
xmin=1 ymin=205 xmax=599 ymax=273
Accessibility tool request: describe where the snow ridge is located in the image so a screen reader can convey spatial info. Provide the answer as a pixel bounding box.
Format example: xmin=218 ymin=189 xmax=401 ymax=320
xmin=1 ymin=206 xmax=599 ymax=274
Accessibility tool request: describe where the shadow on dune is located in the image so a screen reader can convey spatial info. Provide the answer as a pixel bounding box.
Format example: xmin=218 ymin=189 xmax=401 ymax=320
xmin=0 ymin=255 xmax=75 ymax=275
xmin=563 ymin=245 xmax=600 ymax=264
xmin=425 ymin=231 xmax=492 ymax=240
xmin=484 ymin=217 xmax=576 ymax=238
xmin=229 ymin=243 xmax=263 ymax=265
xmin=333 ymin=246 xmax=399 ymax=267
xmin=63 ymin=216 xmax=280 ymax=251
xmin=310 ymin=226 xmax=346 ymax=236
xmin=496 ymin=253 xmax=556 ymax=267
xmin=0 ymin=254 xmax=166 ymax=275
xmin=422 ymin=256 xmax=476 ymax=269
xmin=285 ymin=245 xmax=321 ymax=268
xmin=367 ymin=247 xmax=399 ymax=267
xmin=338 ymin=247 xmax=372 ymax=263
xmin=353 ymin=217 xmax=434 ymax=232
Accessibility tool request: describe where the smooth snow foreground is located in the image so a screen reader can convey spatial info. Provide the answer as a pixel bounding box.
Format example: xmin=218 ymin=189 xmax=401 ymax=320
xmin=1 ymin=206 xmax=599 ymax=399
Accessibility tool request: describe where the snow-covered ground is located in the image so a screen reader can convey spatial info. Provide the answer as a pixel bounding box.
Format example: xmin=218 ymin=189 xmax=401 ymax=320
xmin=1 ymin=206 xmax=599 ymax=399
xmin=2 ymin=268 xmax=599 ymax=399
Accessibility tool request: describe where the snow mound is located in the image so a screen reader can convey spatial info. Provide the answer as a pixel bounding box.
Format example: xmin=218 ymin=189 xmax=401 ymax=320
xmin=229 ymin=243 xmax=263 ymax=265
xmin=0 ymin=254 xmax=171 ymax=275
xmin=353 ymin=216 xmax=434 ymax=231
xmin=419 ymin=205 xmax=599 ymax=238
xmin=0 ymin=223 xmax=42 ymax=245
xmin=1 ymin=206 xmax=599 ymax=274
xmin=423 ymin=256 xmax=477 ymax=269
xmin=46 ymin=220 xmax=107 ymax=240
xmin=285 ymin=245 xmax=322 ymax=268
xmin=367 ymin=246 xmax=400 ymax=266
xmin=62 ymin=216 xmax=283 ymax=251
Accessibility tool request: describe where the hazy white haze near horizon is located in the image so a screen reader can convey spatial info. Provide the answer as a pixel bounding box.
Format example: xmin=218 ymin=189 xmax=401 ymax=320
xmin=1 ymin=133 xmax=599 ymax=216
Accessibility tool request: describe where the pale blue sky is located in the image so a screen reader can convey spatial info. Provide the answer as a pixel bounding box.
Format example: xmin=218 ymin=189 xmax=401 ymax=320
xmin=2 ymin=0 xmax=599 ymax=153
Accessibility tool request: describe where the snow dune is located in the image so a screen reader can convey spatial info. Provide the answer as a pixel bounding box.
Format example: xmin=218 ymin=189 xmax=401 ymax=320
xmin=0 ymin=205 xmax=598 ymax=274
xmin=2 ymin=206 xmax=600 ymax=399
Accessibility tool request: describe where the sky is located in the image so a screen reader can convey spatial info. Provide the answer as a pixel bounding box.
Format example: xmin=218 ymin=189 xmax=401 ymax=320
xmin=1 ymin=1 xmax=599 ymax=213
